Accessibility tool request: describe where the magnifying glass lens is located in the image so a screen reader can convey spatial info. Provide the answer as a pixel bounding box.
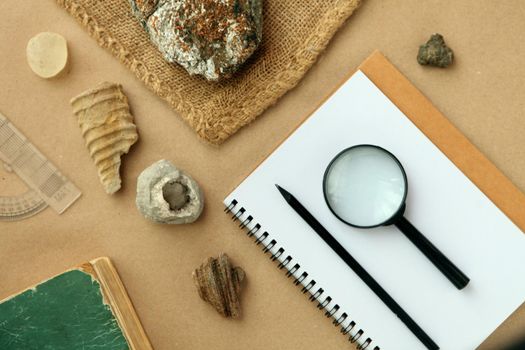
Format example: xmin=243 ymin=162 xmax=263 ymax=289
xmin=324 ymin=146 xmax=406 ymax=227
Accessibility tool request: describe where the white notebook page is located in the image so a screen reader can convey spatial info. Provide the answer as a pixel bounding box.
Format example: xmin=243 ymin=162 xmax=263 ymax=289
xmin=224 ymin=70 xmax=525 ymax=350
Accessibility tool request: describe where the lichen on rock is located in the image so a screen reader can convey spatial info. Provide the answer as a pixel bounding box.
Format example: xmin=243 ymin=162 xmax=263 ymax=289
xmin=129 ymin=0 xmax=263 ymax=81
xmin=129 ymin=0 xmax=159 ymax=22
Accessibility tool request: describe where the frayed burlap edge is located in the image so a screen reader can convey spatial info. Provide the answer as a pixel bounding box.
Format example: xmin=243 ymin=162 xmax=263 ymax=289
xmin=56 ymin=0 xmax=361 ymax=145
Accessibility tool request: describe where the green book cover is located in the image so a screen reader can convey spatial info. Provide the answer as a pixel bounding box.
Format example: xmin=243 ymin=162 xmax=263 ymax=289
xmin=0 ymin=268 xmax=130 ymax=350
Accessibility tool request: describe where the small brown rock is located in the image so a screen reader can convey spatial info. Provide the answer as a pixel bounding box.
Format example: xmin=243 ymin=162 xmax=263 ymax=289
xmin=192 ymin=253 xmax=245 ymax=318
xmin=417 ymin=33 xmax=454 ymax=68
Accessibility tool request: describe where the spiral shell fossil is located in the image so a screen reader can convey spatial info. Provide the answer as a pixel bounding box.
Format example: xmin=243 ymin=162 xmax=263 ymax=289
xmin=70 ymin=82 xmax=138 ymax=194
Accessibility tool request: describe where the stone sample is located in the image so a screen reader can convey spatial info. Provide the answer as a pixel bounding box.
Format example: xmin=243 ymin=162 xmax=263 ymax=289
xmin=417 ymin=33 xmax=454 ymax=68
xmin=70 ymin=82 xmax=139 ymax=194
xmin=136 ymin=159 xmax=204 ymax=224
xmin=129 ymin=0 xmax=263 ymax=81
xmin=192 ymin=253 xmax=245 ymax=318
xmin=129 ymin=0 xmax=159 ymax=23
xmin=26 ymin=32 xmax=68 ymax=79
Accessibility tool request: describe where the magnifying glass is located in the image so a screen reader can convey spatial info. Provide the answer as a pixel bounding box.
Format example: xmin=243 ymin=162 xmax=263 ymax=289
xmin=323 ymin=144 xmax=470 ymax=290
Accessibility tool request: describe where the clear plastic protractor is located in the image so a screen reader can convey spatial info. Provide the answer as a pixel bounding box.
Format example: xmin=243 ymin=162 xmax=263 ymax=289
xmin=0 ymin=189 xmax=48 ymax=221
xmin=0 ymin=111 xmax=81 ymax=216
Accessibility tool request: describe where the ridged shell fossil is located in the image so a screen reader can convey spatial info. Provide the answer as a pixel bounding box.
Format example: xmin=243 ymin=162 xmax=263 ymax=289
xmin=136 ymin=159 xmax=204 ymax=224
xmin=193 ymin=253 xmax=245 ymax=318
xmin=70 ymin=82 xmax=138 ymax=194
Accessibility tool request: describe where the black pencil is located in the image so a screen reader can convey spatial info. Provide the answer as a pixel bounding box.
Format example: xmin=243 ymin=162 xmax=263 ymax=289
xmin=275 ymin=184 xmax=439 ymax=350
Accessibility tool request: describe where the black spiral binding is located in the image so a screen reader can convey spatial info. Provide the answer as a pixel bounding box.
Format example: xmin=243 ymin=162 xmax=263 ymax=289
xmin=225 ymin=199 xmax=379 ymax=350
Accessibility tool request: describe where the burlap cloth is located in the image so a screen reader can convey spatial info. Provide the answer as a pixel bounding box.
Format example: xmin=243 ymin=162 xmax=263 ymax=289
xmin=56 ymin=0 xmax=362 ymax=145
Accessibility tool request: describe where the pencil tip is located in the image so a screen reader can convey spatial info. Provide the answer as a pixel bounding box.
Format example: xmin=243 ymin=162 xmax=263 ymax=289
xmin=275 ymin=184 xmax=291 ymax=200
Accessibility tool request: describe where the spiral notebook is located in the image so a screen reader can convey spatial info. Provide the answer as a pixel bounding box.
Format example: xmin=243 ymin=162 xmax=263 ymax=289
xmin=223 ymin=52 xmax=525 ymax=350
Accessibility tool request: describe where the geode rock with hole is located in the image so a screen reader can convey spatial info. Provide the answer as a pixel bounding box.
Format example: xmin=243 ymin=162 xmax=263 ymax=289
xmin=129 ymin=0 xmax=263 ymax=81
xmin=417 ymin=33 xmax=454 ymax=68
xmin=136 ymin=159 xmax=204 ymax=224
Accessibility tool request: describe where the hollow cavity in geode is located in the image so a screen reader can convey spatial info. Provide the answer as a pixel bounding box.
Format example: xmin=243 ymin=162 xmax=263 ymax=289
xmin=136 ymin=159 xmax=204 ymax=224
xmin=162 ymin=181 xmax=189 ymax=211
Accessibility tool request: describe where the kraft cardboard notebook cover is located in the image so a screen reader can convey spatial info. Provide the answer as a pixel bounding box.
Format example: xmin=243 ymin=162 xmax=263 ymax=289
xmin=357 ymin=53 xmax=525 ymax=349
xmin=358 ymin=51 xmax=525 ymax=232
xmin=223 ymin=51 xmax=525 ymax=350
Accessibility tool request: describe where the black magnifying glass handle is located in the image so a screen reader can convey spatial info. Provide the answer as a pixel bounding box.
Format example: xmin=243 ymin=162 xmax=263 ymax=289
xmin=395 ymin=216 xmax=470 ymax=290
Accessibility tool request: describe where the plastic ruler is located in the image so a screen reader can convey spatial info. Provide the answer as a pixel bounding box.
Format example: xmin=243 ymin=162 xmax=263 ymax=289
xmin=0 ymin=111 xmax=81 ymax=221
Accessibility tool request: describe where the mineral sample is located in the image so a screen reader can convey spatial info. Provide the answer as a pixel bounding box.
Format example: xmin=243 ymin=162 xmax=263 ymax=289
xmin=26 ymin=32 xmax=68 ymax=79
xmin=193 ymin=253 xmax=245 ymax=318
xmin=417 ymin=33 xmax=454 ymax=68
xmin=129 ymin=0 xmax=263 ymax=81
xmin=129 ymin=0 xmax=159 ymax=23
xmin=136 ymin=159 xmax=204 ymax=224
xmin=70 ymin=82 xmax=139 ymax=194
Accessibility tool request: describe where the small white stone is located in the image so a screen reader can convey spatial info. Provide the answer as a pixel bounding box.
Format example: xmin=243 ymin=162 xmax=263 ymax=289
xmin=26 ymin=32 xmax=68 ymax=79
xmin=136 ymin=159 xmax=204 ymax=224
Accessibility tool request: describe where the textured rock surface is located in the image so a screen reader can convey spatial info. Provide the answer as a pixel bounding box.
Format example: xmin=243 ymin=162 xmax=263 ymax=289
xmin=129 ymin=0 xmax=159 ymax=22
xmin=70 ymin=82 xmax=139 ymax=194
xmin=417 ymin=33 xmax=454 ymax=68
xmin=192 ymin=253 xmax=245 ymax=318
xmin=162 ymin=181 xmax=189 ymax=211
xmin=129 ymin=0 xmax=263 ymax=81
xmin=136 ymin=159 xmax=204 ymax=224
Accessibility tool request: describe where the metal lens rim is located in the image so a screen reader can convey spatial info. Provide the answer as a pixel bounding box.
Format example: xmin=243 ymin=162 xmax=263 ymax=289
xmin=322 ymin=144 xmax=409 ymax=229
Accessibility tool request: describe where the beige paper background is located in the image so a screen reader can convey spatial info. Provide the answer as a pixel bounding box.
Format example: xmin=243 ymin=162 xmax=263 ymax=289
xmin=1 ymin=1 xmax=524 ymax=349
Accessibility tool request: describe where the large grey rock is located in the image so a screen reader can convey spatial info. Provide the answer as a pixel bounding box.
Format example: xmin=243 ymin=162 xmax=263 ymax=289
xmin=136 ymin=159 xmax=204 ymax=224
xmin=129 ymin=0 xmax=263 ymax=81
